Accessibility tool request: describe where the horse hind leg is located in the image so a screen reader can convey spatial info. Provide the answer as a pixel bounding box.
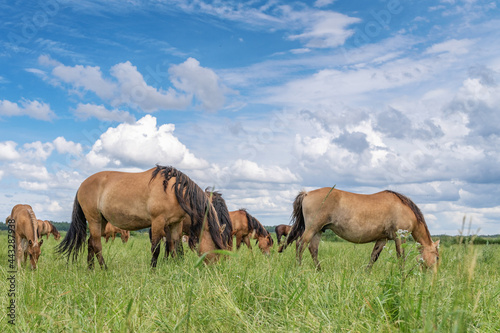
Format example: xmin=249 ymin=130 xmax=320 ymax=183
xmin=367 ymin=239 xmax=387 ymax=270
xmin=308 ymin=232 xmax=322 ymax=271
xmin=88 ymin=222 xmax=107 ymax=270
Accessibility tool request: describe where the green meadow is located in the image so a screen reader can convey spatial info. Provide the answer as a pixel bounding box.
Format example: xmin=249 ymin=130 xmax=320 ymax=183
xmin=1 ymin=231 xmax=499 ymax=332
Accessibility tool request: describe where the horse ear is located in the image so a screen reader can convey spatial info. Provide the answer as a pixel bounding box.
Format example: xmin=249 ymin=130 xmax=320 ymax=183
xmin=434 ymin=239 xmax=440 ymax=249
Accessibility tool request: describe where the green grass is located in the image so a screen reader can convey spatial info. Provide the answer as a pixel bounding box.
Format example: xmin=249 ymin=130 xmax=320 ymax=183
xmin=1 ymin=232 xmax=499 ymax=332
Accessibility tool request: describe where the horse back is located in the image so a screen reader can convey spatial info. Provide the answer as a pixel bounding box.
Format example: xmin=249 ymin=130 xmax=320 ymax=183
xmin=10 ymin=204 xmax=38 ymax=240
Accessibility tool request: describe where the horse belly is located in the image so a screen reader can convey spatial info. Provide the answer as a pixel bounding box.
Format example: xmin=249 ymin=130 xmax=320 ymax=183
xmin=329 ymin=218 xmax=387 ymax=244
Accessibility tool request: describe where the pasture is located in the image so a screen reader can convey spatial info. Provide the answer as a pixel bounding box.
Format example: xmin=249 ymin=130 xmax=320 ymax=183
xmin=1 ymin=231 xmax=499 ymax=332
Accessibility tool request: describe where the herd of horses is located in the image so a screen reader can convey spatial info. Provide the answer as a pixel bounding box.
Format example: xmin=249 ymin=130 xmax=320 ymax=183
xmin=7 ymin=165 xmax=439 ymax=271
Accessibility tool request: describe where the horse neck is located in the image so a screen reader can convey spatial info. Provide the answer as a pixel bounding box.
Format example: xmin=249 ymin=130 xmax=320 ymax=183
xmin=411 ymin=221 xmax=433 ymax=247
xmin=199 ymin=222 xmax=217 ymax=254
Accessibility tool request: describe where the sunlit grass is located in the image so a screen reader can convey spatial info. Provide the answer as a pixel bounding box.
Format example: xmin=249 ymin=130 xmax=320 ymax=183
xmin=0 ymin=231 xmax=499 ymax=332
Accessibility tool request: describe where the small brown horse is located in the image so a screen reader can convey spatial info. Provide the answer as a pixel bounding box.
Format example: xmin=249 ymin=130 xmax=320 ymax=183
xmin=283 ymin=188 xmax=440 ymax=270
xmin=37 ymin=219 xmax=61 ymax=240
xmin=103 ymin=223 xmax=130 ymax=243
xmin=8 ymin=204 xmax=44 ymax=269
xmin=230 ymin=209 xmax=273 ymax=255
xmin=160 ymin=189 xmax=233 ymax=259
xmin=275 ymin=224 xmax=291 ymax=251
xmin=57 ymin=165 xmax=227 ymax=269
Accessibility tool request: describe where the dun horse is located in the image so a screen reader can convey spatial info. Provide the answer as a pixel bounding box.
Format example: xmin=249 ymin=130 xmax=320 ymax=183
xmin=103 ymin=223 xmax=130 ymax=243
xmin=160 ymin=189 xmax=233 ymax=259
xmin=283 ymin=188 xmax=440 ymax=270
xmin=57 ymin=165 xmax=226 ymax=269
xmin=230 ymin=209 xmax=273 ymax=254
xmin=38 ymin=219 xmax=61 ymax=240
xmin=8 ymin=204 xmax=44 ymax=269
xmin=275 ymin=224 xmax=291 ymax=251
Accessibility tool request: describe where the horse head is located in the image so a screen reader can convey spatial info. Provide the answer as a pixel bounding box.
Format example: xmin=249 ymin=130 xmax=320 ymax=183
xmin=256 ymin=234 xmax=274 ymax=255
xmin=28 ymin=239 xmax=43 ymax=269
xmin=419 ymin=239 xmax=440 ymax=270
xmin=120 ymin=230 xmax=130 ymax=243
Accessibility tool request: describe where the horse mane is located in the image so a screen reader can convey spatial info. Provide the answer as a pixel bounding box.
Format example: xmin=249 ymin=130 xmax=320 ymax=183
xmin=239 ymin=209 xmax=269 ymax=238
xmin=27 ymin=208 xmax=39 ymax=243
xmin=49 ymin=221 xmax=60 ymax=236
xmin=151 ymin=165 xmax=224 ymax=250
xmin=384 ymin=190 xmax=432 ymax=239
xmin=205 ymin=188 xmax=233 ymax=249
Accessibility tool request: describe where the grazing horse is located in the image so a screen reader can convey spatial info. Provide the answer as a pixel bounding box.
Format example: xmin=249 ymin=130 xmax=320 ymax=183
xmin=275 ymin=224 xmax=291 ymax=251
xmin=230 ymin=209 xmax=274 ymax=255
xmin=103 ymin=223 xmax=130 ymax=243
xmin=37 ymin=219 xmax=61 ymax=240
xmin=57 ymin=165 xmax=226 ymax=269
xmin=283 ymin=188 xmax=440 ymax=271
xmin=8 ymin=204 xmax=44 ymax=269
xmin=161 ymin=189 xmax=233 ymax=259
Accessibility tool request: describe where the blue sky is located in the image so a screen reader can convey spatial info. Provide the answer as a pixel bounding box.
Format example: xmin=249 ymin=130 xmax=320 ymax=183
xmin=1 ymin=0 xmax=499 ymax=235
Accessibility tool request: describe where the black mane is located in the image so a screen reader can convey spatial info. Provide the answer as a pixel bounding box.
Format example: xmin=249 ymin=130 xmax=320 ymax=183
xmin=206 ymin=188 xmax=233 ymax=249
xmin=151 ymin=165 xmax=224 ymax=250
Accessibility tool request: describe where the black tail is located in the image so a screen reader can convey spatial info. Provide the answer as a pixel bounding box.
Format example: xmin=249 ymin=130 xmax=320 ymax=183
xmin=283 ymin=190 xmax=307 ymax=250
xmin=207 ymin=189 xmax=233 ymax=249
xmin=56 ymin=192 xmax=87 ymax=262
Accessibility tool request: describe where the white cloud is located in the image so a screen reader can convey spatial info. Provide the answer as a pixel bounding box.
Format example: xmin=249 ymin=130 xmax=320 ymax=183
xmin=226 ymin=159 xmax=300 ymax=184
xmin=8 ymin=162 xmax=51 ymax=181
xmin=110 ymin=61 xmax=192 ymax=111
xmin=53 ymin=137 xmax=83 ymax=156
xmin=0 ymin=141 xmax=21 ymax=161
xmin=86 ymin=115 xmax=209 ymax=170
xmin=169 ymin=57 xmax=228 ymax=111
xmin=425 ymin=38 xmax=474 ymax=55
xmin=0 ymin=99 xmax=56 ymax=121
xmin=74 ymin=103 xmax=135 ymax=123
xmin=288 ymin=11 xmax=360 ymax=48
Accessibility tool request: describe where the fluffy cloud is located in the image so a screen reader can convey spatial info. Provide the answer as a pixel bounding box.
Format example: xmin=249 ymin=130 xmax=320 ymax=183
xmin=86 ymin=115 xmax=209 ymax=170
xmin=0 ymin=141 xmax=21 ymax=161
xmin=169 ymin=58 xmax=228 ymax=111
xmin=74 ymin=103 xmax=135 ymax=123
xmin=0 ymin=99 xmax=56 ymax=121
xmin=53 ymin=137 xmax=83 ymax=156
xmin=110 ymin=61 xmax=191 ymax=111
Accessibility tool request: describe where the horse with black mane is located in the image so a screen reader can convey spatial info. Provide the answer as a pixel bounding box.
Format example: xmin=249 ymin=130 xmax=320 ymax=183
xmin=275 ymin=224 xmax=291 ymax=252
xmin=8 ymin=204 xmax=44 ymax=269
xmin=230 ymin=209 xmax=273 ymax=255
xmin=57 ymin=165 xmax=227 ymax=269
xmin=281 ymin=187 xmax=440 ymax=271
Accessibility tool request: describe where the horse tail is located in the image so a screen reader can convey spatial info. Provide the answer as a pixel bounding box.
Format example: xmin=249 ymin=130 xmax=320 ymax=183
xmin=282 ymin=190 xmax=307 ymax=251
xmin=151 ymin=165 xmax=225 ymax=251
xmin=207 ymin=189 xmax=233 ymax=249
xmin=384 ymin=190 xmax=431 ymax=237
xmin=56 ymin=192 xmax=87 ymax=262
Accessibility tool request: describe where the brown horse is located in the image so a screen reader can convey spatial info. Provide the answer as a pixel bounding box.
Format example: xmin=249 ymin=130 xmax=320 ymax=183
xmin=230 ymin=209 xmax=273 ymax=255
xmin=8 ymin=204 xmax=44 ymax=269
xmin=57 ymin=165 xmax=227 ymax=269
xmin=275 ymin=224 xmax=291 ymax=251
xmin=283 ymin=188 xmax=440 ymax=271
xmin=37 ymin=219 xmax=61 ymax=240
xmin=103 ymin=223 xmax=130 ymax=243
xmin=160 ymin=189 xmax=233 ymax=259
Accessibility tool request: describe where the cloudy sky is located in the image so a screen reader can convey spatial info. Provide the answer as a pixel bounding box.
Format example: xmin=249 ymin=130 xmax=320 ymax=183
xmin=1 ymin=0 xmax=499 ymax=235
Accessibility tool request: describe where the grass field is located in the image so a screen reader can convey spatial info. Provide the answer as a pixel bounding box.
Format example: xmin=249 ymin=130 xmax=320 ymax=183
xmin=1 ymin=231 xmax=499 ymax=332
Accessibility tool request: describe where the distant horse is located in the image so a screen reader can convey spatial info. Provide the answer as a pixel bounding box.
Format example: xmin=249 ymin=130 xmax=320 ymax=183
xmin=8 ymin=204 xmax=44 ymax=269
xmin=103 ymin=223 xmax=130 ymax=243
xmin=161 ymin=189 xmax=233 ymax=259
xmin=230 ymin=209 xmax=273 ymax=255
xmin=275 ymin=224 xmax=291 ymax=251
xmin=57 ymin=165 xmax=227 ymax=269
xmin=37 ymin=219 xmax=61 ymax=240
xmin=283 ymin=188 xmax=440 ymax=271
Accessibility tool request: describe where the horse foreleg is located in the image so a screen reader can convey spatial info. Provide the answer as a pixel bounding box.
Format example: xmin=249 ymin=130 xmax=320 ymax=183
xmin=367 ymin=239 xmax=387 ymax=270
xmin=243 ymin=235 xmax=252 ymax=250
xmin=235 ymin=235 xmax=242 ymax=250
xmin=395 ymin=237 xmax=405 ymax=259
xmin=308 ymin=232 xmax=322 ymax=271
